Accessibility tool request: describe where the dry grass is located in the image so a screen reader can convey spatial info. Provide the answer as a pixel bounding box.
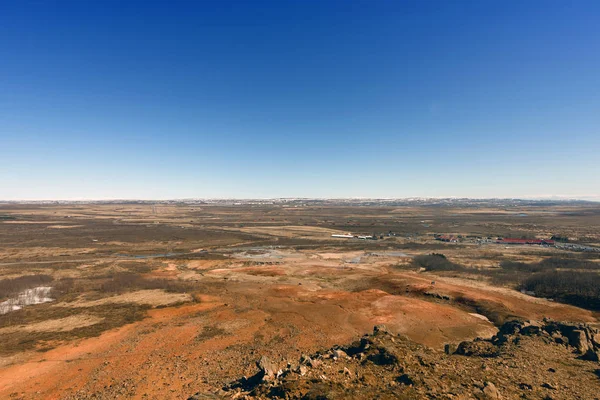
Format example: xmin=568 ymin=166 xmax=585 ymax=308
xmin=61 ymin=289 xmax=192 ymax=308
xmin=0 ymin=314 xmax=103 ymax=334
xmin=0 ymin=268 xmax=198 ymax=356
xmin=0 ymin=303 xmax=149 ymax=355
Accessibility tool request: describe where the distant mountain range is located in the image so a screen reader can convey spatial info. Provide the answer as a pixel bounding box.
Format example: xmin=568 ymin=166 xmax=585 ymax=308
xmin=0 ymin=198 xmax=597 ymax=206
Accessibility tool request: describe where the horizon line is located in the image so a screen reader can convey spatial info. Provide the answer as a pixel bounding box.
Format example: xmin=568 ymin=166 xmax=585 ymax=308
xmin=1 ymin=196 xmax=598 ymax=203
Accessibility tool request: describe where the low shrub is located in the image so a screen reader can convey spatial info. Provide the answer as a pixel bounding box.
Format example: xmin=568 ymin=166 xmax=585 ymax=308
xmin=0 ymin=275 xmax=54 ymax=300
xmin=520 ymin=271 xmax=600 ymax=310
xmin=411 ymin=254 xmax=467 ymax=272
xmin=99 ymin=272 xmax=194 ymax=294
xmin=537 ymin=257 xmax=600 ymax=270
xmin=499 ymin=257 xmax=600 ymax=274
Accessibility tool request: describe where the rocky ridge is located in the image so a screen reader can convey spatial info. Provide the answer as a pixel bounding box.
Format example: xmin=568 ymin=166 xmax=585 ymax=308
xmin=190 ymin=320 xmax=600 ymax=399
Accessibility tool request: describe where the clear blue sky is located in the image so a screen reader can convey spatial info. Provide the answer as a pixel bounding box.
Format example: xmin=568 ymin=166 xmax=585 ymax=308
xmin=1 ymin=0 xmax=599 ymax=200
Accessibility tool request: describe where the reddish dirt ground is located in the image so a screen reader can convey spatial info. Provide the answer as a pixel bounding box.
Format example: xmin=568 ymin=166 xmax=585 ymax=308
xmin=1 ymin=252 xmax=596 ymax=400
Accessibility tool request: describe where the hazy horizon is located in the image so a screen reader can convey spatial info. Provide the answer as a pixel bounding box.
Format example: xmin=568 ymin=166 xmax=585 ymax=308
xmin=2 ymin=1 xmax=599 ymax=200
xmin=2 ymin=195 xmax=599 ymax=202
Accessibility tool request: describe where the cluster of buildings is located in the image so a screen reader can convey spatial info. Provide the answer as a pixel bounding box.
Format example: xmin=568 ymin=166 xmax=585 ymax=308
xmin=434 ymin=234 xmax=556 ymax=246
xmin=435 ymin=235 xmax=459 ymax=243
xmin=496 ymin=238 xmax=555 ymax=246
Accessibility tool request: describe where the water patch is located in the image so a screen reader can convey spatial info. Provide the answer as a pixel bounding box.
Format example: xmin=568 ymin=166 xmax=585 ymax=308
xmin=0 ymin=286 xmax=54 ymax=314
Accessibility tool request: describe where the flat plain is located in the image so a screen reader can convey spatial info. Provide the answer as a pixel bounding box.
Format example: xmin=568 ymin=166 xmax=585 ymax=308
xmin=0 ymin=202 xmax=599 ymax=399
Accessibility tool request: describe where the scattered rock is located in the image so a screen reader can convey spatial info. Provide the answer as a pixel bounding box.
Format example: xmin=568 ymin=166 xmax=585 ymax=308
xmin=297 ymin=365 xmax=308 ymax=376
xmin=332 ymin=349 xmax=347 ymax=360
xmin=444 ymin=343 xmax=457 ymax=355
xmin=187 ymin=393 xmax=220 ymax=399
xmin=257 ymin=356 xmax=277 ymax=382
xmin=552 ymin=335 xmax=568 ymax=345
xmin=520 ymin=325 xmax=541 ymax=336
xmin=300 ymin=354 xmax=312 ymax=365
xmin=367 ymin=345 xmax=400 ymax=365
xmin=519 ymin=383 xmax=533 ymax=390
xmin=480 ymin=381 xmax=501 ymax=399
xmin=498 ymin=320 xmax=523 ymax=336
xmin=396 ymin=374 xmax=414 ymax=386
xmin=456 ymin=341 xmax=500 ymax=358
xmin=217 ymin=319 xmax=600 ymax=400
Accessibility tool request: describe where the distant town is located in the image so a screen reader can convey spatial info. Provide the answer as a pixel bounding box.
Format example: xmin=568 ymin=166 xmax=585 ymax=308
xmin=330 ymin=232 xmax=600 ymax=252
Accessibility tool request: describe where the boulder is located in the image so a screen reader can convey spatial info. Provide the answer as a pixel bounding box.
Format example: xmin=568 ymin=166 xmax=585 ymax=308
xmin=498 ymin=320 xmax=523 ymax=336
xmin=297 ymin=365 xmax=308 ymax=376
xmin=257 ymin=356 xmax=277 ymax=381
xmin=444 ymin=343 xmax=457 ymax=355
xmin=344 ymin=340 xmax=367 ymax=356
xmin=579 ymin=348 xmax=600 ymax=362
xmin=367 ymin=345 xmax=400 ymax=365
xmin=360 ymin=337 xmax=371 ymax=350
xmin=482 ymin=381 xmax=501 ymax=399
xmin=396 ymin=374 xmax=414 ymax=386
xmin=520 ymin=325 xmax=541 ymax=336
xmin=456 ymin=341 xmax=500 ymax=358
xmin=541 ymin=382 xmax=557 ymax=390
xmin=299 ymin=354 xmax=312 ymax=365
xmin=332 ymin=349 xmax=348 ymax=360
xmin=519 ymin=382 xmax=533 ymax=390
xmin=300 ymin=354 xmax=320 ymax=368
xmin=552 ymin=334 xmax=568 ymax=345
xmin=568 ymin=330 xmax=590 ymax=354
xmin=591 ymin=330 xmax=600 ymax=348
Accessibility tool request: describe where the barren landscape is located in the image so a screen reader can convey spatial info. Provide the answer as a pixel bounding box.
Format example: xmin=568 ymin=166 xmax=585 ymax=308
xmin=0 ymin=201 xmax=599 ymax=399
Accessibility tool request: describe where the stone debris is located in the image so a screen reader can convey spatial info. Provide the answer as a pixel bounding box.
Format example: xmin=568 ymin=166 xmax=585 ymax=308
xmin=208 ymin=319 xmax=600 ymax=399
xmin=256 ymin=356 xmax=277 ymax=382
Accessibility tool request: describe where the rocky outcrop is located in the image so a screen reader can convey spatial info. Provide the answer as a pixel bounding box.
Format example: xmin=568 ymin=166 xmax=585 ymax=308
xmin=482 ymin=318 xmax=600 ymax=361
xmin=205 ymin=320 xmax=600 ymax=399
xmin=256 ymin=356 xmax=278 ymax=382
xmin=455 ymin=339 xmax=500 ymax=357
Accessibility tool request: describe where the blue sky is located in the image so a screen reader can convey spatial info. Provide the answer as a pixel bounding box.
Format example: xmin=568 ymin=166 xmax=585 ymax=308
xmin=1 ymin=0 xmax=599 ymax=200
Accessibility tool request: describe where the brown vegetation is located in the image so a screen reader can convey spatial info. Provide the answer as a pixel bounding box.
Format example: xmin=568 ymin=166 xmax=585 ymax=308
xmin=0 ymin=274 xmax=53 ymax=300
